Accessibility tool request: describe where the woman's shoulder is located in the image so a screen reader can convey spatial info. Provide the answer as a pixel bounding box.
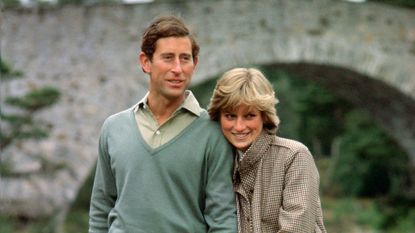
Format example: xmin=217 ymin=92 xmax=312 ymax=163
xmin=272 ymin=136 xmax=311 ymax=155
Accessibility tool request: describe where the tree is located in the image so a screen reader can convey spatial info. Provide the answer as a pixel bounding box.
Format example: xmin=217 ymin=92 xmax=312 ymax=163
xmin=331 ymin=109 xmax=411 ymax=197
xmin=0 ymin=60 xmax=67 ymax=232
xmin=0 ymin=59 xmax=60 ymax=152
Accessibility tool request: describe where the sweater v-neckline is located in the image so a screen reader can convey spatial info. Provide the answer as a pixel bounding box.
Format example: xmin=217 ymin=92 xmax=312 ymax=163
xmin=129 ymin=108 xmax=202 ymax=154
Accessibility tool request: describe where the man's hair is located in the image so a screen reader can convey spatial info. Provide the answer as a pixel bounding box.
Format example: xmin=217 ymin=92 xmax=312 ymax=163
xmin=208 ymin=68 xmax=280 ymax=133
xmin=141 ymin=15 xmax=200 ymax=60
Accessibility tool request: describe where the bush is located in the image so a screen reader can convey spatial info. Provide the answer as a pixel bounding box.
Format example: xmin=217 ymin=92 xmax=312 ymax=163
xmin=332 ymin=110 xmax=411 ymax=197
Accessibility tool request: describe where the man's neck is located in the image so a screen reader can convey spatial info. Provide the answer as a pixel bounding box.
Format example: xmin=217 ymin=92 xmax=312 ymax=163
xmin=147 ymin=94 xmax=185 ymax=125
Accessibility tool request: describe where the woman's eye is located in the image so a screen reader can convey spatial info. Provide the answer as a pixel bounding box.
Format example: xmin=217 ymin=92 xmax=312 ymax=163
xmin=224 ymin=114 xmax=234 ymax=119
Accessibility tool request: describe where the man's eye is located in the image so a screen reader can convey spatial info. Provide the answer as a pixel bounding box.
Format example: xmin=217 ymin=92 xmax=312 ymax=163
xmin=181 ymin=56 xmax=191 ymax=62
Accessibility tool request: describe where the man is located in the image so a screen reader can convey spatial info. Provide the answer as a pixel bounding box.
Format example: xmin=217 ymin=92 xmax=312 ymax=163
xmin=88 ymin=15 xmax=237 ymax=233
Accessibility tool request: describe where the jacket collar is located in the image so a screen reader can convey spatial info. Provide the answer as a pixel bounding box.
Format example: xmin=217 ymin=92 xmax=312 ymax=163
xmin=235 ymin=130 xmax=274 ymax=174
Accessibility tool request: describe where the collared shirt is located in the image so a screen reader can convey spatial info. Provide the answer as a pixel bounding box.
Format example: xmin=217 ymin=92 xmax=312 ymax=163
xmin=134 ymin=90 xmax=203 ymax=148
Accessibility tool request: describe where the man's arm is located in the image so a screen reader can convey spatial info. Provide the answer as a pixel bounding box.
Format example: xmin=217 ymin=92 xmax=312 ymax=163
xmin=88 ymin=126 xmax=117 ymax=233
xmin=204 ymin=131 xmax=237 ymax=233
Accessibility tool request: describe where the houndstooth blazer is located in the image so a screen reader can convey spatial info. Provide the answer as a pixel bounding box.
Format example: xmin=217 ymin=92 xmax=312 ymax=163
xmin=233 ymin=130 xmax=327 ymax=233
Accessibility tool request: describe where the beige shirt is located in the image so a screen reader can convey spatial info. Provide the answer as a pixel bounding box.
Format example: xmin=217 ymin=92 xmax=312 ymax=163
xmin=134 ymin=90 xmax=203 ymax=148
xmin=234 ymin=131 xmax=326 ymax=233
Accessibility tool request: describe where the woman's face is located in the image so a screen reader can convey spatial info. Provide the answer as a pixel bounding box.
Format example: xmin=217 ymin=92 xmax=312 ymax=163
xmin=219 ymin=104 xmax=264 ymax=152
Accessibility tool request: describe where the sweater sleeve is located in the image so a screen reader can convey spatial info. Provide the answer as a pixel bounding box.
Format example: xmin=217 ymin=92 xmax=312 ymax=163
xmin=204 ymin=131 xmax=237 ymax=233
xmin=88 ymin=123 xmax=117 ymax=233
xmin=278 ymin=149 xmax=322 ymax=233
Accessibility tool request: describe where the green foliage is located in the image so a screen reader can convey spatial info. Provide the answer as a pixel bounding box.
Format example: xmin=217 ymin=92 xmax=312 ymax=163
xmin=261 ymin=68 xmax=352 ymax=156
xmin=388 ymin=207 xmax=415 ymax=233
xmin=0 ymin=162 xmax=14 ymax=177
xmin=0 ymin=112 xmax=50 ymax=149
xmin=0 ymin=215 xmax=15 ymax=233
xmin=1 ymin=59 xmax=23 ymax=80
xmin=64 ymin=210 xmax=90 ymax=232
xmin=323 ymin=197 xmax=384 ymax=232
xmin=57 ymin=0 xmax=86 ymax=5
xmin=290 ymin=81 xmax=350 ymax=155
xmin=0 ymin=61 xmax=60 ymax=151
xmin=5 ymin=86 xmax=60 ymax=112
xmin=0 ymin=214 xmax=57 ymax=233
xmin=370 ymin=0 xmax=415 ymax=8
xmin=332 ymin=110 xmax=411 ymax=197
xmin=371 ymin=197 xmax=415 ymax=232
xmin=1 ymin=0 xmax=21 ymax=8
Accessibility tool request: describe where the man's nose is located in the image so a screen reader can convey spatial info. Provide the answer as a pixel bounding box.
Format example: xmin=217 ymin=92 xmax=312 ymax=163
xmin=171 ymin=58 xmax=183 ymax=73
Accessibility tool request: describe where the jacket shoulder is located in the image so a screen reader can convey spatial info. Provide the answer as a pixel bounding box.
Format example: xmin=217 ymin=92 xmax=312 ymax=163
xmin=272 ymin=136 xmax=311 ymax=155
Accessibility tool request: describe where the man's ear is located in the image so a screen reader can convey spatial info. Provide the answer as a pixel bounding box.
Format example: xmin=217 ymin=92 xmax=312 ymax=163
xmin=193 ymin=56 xmax=199 ymax=67
xmin=139 ymin=52 xmax=151 ymax=73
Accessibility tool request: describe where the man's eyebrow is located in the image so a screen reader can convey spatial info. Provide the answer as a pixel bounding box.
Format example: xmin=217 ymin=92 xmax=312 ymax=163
xmin=160 ymin=52 xmax=174 ymax=56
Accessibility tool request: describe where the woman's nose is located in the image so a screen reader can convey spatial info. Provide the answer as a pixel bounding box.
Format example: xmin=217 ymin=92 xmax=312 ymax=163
xmin=234 ymin=118 xmax=246 ymax=131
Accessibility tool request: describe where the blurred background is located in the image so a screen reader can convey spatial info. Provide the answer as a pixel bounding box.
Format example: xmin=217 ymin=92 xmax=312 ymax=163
xmin=1 ymin=0 xmax=415 ymax=232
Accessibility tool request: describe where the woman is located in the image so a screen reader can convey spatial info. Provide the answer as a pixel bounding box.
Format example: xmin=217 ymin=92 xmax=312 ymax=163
xmin=208 ymin=68 xmax=327 ymax=233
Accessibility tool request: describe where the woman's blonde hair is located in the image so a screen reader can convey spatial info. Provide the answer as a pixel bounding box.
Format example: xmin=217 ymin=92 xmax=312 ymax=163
xmin=208 ymin=67 xmax=280 ymax=133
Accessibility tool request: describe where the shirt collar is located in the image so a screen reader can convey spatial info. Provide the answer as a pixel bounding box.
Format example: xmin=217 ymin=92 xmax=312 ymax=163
xmin=136 ymin=90 xmax=202 ymax=117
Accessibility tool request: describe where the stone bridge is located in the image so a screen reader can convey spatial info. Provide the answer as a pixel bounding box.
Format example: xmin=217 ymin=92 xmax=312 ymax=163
xmin=1 ymin=0 xmax=415 ymax=217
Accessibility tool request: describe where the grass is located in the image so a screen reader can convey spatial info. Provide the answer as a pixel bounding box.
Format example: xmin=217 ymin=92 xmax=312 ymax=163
xmin=63 ymin=209 xmax=89 ymax=233
xmin=323 ymin=197 xmax=383 ymax=233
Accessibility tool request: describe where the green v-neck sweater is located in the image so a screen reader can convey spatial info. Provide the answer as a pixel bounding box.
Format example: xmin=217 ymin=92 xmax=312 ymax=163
xmin=89 ymin=108 xmax=237 ymax=233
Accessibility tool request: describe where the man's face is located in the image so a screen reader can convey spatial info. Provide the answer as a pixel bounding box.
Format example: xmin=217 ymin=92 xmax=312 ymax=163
xmin=140 ymin=36 xmax=198 ymax=102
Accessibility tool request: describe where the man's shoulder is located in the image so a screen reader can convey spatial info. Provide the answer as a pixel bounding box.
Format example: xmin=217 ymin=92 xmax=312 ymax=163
xmin=193 ymin=112 xmax=230 ymax=146
xmin=102 ymin=108 xmax=133 ymax=128
xmin=194 ymin=110 xmax=221 ymax=130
